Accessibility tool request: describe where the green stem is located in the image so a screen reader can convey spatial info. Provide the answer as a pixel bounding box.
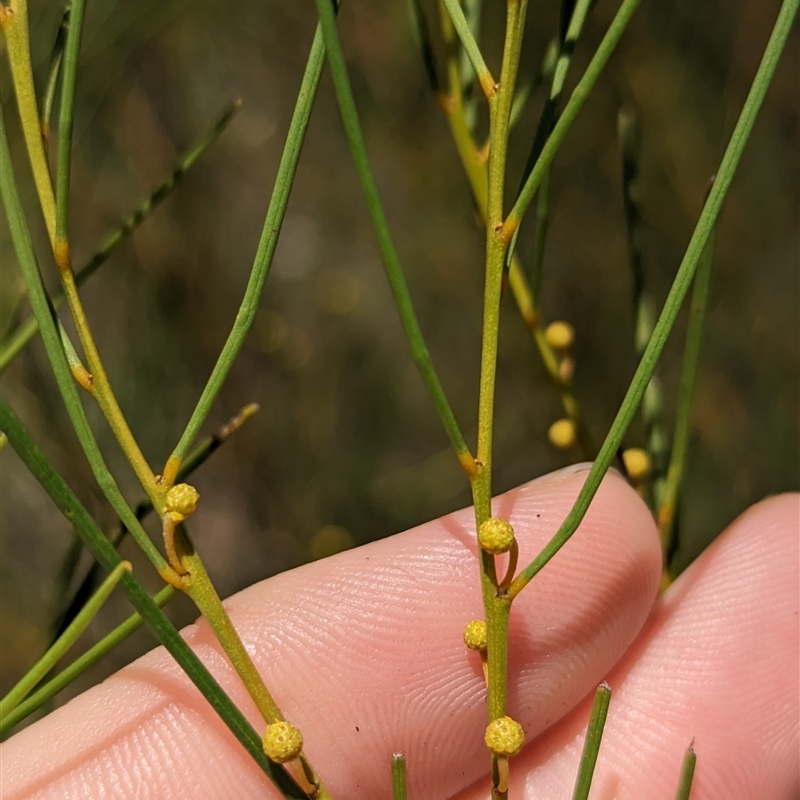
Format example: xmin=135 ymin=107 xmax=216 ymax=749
xmin=571 ymin=682 xmax=611 ymax=800
xmin=314 ymin=0 xmax=475 ymax=477
xmin=503 ymin=0 xmax=642 ymax=239
xmin=472 ymin=6 xmax=527 ymax=798
xmin=439 ymin=0 xmax=495 ymax=97
xmin=1 ymin=586 xmax=175 ymax=737
xmin=391 ymin=753 xmax=407 ymax=800
xmin=673 ymin=742 xmax=697 ymax=800
xmin=658 ymin=206 xmax=716 ymax=572
xmin=172 ymin=528 xmax=333 ymax=800
xmin=40 ymin=2 xmax=71 ymax=143
xmin=509 ymin=0 xmax=799 ymax=598
xmin=165 ymin=18 xmax=334 ymax=483
xmin=0 ymin=561 xmax=131 ymax=721
xmin=1 ymin=0 xmax=58 ymax=242
xmin=54 ymin=0 xmax=85 ymax=244
xmin=0 ymin=403 xmax=306 ymax=799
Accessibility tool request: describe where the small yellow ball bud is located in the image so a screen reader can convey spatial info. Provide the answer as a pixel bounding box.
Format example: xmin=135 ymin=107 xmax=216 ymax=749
xmin=484 ymin=716 xmax=525 ymax=757
xmin=463 ymin=619 xmax=488 ymax=651
xmin=622 ymin=447 xmax=651 ymax=481
xmin=478 ymin=518 xmax=515 ymax=555
xmin=544 ymin=320 xmax=575 ymax=351
xmin=548 ymin=418 xmax=576 ymax=450
xmin=165 ymin=483 xmax=199 ymax=519
xmin=262 ymin=721 xmax=304 ymax=763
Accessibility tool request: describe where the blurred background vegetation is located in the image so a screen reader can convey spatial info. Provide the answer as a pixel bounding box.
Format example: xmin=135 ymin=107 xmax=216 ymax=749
xmin=1 ymin=0 xmax=797 ymax=720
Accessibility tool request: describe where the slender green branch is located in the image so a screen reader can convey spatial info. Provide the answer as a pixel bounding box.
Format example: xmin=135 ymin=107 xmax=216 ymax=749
xmin=502 ymin=0 xmax=642 ymax=240
xmin=658 ymin=193 xmax=716 ymax=575
xmin=164 ymin=18 xmax=335 ymax=483
xmin=439 ymin=0 xmax=495 ymax=98
xmin=571 ymin=682 xmax=611 ymax=800
xmin=509 ymin=0 xmax=799 ymax=598
xmin=1 ymin=585 xmax=174 ymax=737
xmin=0 ymin=99 xmax=241 ymax=373
xmin=391 ymin=753 xmax=407 ymax=800
xmin=0 ymin=560 xmax=131 ymax=720
xmin=40 ymin=2 xmax=71 ymax=143
xmin=673 ymin=741 xmax=697 ymax=800
xmin=0 ymin=110 xmax=170 ymax=574
xmin=54 ymin=0 xmax=85 ymax=243
xmin=314 ymin=0 xmax=475 ymax=476
xmin=456 ymin=0 xmax=483 ymax=132
xmin=0 ymin=403 xmax=306 ymax=799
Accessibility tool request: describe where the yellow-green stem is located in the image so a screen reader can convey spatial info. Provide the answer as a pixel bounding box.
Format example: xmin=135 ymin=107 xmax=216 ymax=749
xmin=1 ymin=0 xmax=57 ymax=242
xmin=472 ymin=7 xmax=528 ymax=800
xmin=53 ymin=244 xmax=163 ymax=510
xmin=176 ymin=532 xmax=332 ymax=800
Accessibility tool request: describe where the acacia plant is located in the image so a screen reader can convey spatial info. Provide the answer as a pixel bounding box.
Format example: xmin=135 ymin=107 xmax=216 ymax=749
xmin=0 ymin=0 xmax=797 ymax=798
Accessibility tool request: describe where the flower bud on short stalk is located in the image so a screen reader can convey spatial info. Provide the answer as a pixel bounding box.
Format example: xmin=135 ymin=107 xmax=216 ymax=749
xmin=548 ymin=418 xmax=576 ymax=450
xmin=485 ymin=716 xmax=525 ymax=793
xmin=463 ymin=619 xmax=488 ymax=651
xmin=544 ymin=320 xmax=575 ymax=351
xmin=464 ymin=619 xmax=489 ymax=684
xmin=478 ymin=518 xmax=515 ymax=555
xmin=622 ymin=447 xmax=651 ymax=482
xmin=165 ymin=483 xmax=200 ymax=520
xmin=262 ymin=720 xmax=304 ymax=763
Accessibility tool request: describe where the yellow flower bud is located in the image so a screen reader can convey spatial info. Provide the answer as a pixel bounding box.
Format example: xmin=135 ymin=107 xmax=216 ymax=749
xmin=165 ymin=483 xmax=200 ymax=519
xmin=478 ymin=518 xmax=515 ymax=555
xmin=622 ymin=447 xmax=651 ymax=481
xmin=544 ymin=320 xmax=575 ymax=351
xmin=548 ymin=418 xmax=576 ymax=450
xmin=262 ymin=721 xmax=304 ymax=763
xmin=463 ymin=619 xmax=488 ymax=651
xmin=484 ymin=716 xmax=525 ymax=757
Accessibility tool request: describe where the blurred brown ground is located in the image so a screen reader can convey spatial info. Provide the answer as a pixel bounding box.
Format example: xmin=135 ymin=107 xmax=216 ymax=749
xmin=1 ymin=0 xmax=797 ymax=719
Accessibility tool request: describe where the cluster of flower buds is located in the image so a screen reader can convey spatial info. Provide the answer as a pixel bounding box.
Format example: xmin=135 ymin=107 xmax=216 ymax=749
xmin=544 ymin=320 xmax=578 ymax=451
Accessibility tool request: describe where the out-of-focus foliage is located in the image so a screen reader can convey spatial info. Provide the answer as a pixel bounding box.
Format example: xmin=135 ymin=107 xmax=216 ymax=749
xmin=1 ymin=0 xmax=797 ymax=712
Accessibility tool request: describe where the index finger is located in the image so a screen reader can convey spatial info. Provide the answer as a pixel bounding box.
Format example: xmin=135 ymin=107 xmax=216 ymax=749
xmin=1 ymin=467 xmax=661 ymax=799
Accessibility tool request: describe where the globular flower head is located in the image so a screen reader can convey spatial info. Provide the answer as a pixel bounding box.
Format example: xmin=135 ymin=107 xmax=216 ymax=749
xmin=484 ymin=716 xmax=525 ymax=757
xmin=463 ymin=619 xmax=488 ymax=651
xmin=548 ymin=418 xmax=576 ymax=450
xmin=262 ymin=721 xmax=304 ymax=763
xmin=544 ymin=320 xmax=575 ymax=351
xmin=622 ymin=447 xmax=651 ymax=481
xmin=478 ymin=518 xmax=515 ymax=555
xmin=165 ymin=483 xmax=200 ymax=519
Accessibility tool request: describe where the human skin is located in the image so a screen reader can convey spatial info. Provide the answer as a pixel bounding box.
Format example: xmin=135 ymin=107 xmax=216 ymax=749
xmin=1 ymin=468 xmax=797 ymax=799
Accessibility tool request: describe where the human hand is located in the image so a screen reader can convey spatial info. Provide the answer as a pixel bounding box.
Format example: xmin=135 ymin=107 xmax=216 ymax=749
xmin=2 ymin=467 xmax=797 ymax=799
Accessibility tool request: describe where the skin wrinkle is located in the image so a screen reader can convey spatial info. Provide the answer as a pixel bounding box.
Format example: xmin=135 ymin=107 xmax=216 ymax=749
xmin=1 ymin=472 xmax=661 ymax=800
